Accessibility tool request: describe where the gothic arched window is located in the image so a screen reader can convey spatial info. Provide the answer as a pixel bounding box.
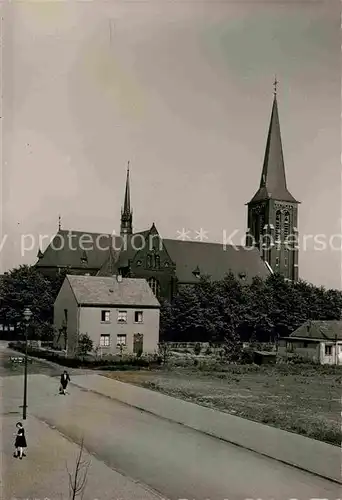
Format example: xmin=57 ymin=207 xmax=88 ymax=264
xmin=275 ymin=211 xmax=281 ymax=243
xmin=259 ymin=212 xmax=265 ymax=245
xmin=146 ymin=255 xmax=152 ymax=268
xmin=147 ymin=277 xmax=160 ymax=297
xmin=284 ymin=211 xmax=290 ymax=241
xmin=155 ymin=255 xmax=160 ymax=269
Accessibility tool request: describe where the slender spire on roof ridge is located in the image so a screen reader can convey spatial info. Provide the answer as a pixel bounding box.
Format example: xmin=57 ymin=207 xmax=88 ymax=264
xmin=58 ymin=214 xmax=62 ymax=231
xmin=123 ymin=161 xmax=131 ymax=214
xmin=120 ymin=161 xmax=133 ymax=236
xmin=37 ymin=247 xmax=44 ymax=259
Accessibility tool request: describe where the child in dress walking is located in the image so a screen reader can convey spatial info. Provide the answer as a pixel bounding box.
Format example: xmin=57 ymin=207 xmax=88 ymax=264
xmin=14 ymin=422 xmax=27 ymax=459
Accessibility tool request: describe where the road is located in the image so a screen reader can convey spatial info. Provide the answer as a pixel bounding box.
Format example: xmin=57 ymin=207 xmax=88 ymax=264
xmin=1 ymin=344 xmax=341 ymax=500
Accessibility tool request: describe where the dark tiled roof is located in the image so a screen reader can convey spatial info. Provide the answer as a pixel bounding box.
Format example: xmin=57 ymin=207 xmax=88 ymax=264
xmin=65 ymin=275 xmax=160 ymax=307
xmin=37 ymin=227 xmax=271 ymax=284
xmin=249 ymin=95 xmax=298 ymax=204
xmin=162 ymin=239 xmax=270 ymax=283
xmin=116 ymin=230 xmax=270 ymax=283
xmin=290 ymin=321 xmax=342 ymax=340
xmin=36 ymin=230 xmax=122 ymax=270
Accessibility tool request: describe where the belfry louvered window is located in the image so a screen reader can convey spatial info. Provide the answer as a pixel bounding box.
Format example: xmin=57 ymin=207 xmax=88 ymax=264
xmin=284 ymin=212 xmax=290 ymax=240
xmin=275 ymin=211 xmax=281 ymax=242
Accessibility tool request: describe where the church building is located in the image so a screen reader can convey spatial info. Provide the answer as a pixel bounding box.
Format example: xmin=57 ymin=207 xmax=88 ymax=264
xmin=36 ymin=84 xmax=299 ymax=300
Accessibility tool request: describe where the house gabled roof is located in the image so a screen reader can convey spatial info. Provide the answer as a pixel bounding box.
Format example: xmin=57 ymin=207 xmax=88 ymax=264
xmin=36 ymin=230 xmax=122 ymax=270
xmin=290 ymin=320 xmax=342 ymax=341
xmin=65 ymin=275 xmax=160 ymax=307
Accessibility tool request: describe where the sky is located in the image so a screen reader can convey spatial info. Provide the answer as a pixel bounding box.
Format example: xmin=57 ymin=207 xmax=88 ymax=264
xmin=0 ymin=0 xmax=340 ymax=289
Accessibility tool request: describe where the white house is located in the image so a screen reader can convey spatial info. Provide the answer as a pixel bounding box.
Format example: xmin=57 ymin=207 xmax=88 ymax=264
xmin=54 ymin=274 xmax=160 ymax=357
xmin=278 ymin=320 xmax=342 ymax=365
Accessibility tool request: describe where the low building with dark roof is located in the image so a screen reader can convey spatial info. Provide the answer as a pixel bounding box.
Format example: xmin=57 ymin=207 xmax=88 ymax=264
xmin=278 ymin=320 xmax=342 ymax=365
xmin=54 ymin=274 xmax=160 ymax=357
xmin=36 ymin=87 xmax=299 ymax=300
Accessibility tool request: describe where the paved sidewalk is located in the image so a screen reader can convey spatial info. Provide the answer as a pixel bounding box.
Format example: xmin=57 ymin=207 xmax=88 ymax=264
xmin=70 ymin=373 xmax=341 ymax=484
xmin=1 ymin=413 xmax=162 ymax=500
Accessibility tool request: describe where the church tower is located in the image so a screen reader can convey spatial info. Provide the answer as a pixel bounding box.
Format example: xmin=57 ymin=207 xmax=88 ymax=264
xmin=246 ymin=80 xmax=299 ymax=281
xmin=120 ymin=162 xmax=133 ymax=236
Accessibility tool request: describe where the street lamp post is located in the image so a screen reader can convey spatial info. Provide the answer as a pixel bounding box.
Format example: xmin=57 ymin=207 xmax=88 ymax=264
xmin=22 ymin=307 xmax=32 ymax=420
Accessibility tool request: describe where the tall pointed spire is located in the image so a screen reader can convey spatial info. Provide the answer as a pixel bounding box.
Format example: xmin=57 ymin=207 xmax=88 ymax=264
xmin=249 ymin=79 xmax=297 ymax=203
xmin=120 ymin=161 xmax=133 ymax=236
xmin=124 ymin=161 xmax=131 ymax=215
xmin=58 ymin=215 xmax=62 ymax=231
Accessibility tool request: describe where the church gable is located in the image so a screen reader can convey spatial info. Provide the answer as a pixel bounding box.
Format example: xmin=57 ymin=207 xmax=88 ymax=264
xmin=36 ymin=230 xmax=122 ymax=272
xmin=118 ymin=224 xmax=175 ymax=272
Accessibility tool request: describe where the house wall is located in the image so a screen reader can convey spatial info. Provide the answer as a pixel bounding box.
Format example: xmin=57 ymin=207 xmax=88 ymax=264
xmin=53 ymin=279 xmax=79 ymax=355
xmin=278 ymin=339 xmax=342 ymax=365
xmin=278 ymin=340 xmax=320 ymax=362
xmin=320 ymin=342 xmax=342 ymax=365
xmin=79 ymin=306 xmax=160 ymax=355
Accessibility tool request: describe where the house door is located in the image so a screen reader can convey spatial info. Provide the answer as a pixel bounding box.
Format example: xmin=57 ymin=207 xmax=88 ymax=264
xmin=133 ymin=333 xmax=143 ymax=355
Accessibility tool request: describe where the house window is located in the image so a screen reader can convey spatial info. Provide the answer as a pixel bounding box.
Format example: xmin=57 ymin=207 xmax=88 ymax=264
xmin=275 ymin=257 xmax=279 ymax=266
xmin=117 ymin=310 xmax=127 ymax=323
xmin=100 ymin=334 xmax=110 ymax=347
xmin=117 ymin=334 xmax=127 ymax=346
xmin=134 ymin=311 xmax=143 ymax=323
xmin=325 ymin=345 xmax=332 ymax=356
xmin=147 ymin=277 xmax=160 ymax=297
xmin=284 ymin=250 xmax=288 ymax=267
xmin=101 ymin=310 xmax=110 ymax=323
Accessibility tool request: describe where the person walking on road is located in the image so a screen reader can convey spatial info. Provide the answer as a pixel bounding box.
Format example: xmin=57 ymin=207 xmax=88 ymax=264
xmin=59 ymin=370 xmax=70 ymax=395
xmin=14 ymin=422 xmax=27 ymax=459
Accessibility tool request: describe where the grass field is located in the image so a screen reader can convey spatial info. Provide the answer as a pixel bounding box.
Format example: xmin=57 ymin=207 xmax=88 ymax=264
xmin=102 ymin=363 xmax=342 ymax=446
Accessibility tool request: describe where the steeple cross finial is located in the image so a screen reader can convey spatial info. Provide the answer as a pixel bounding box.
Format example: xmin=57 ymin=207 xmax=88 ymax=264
xmin=273 ymin=75 xmax=278 ymax=96
xmin=58 ymin=214 xmax=61 ymax=231
xmin=127 ymin=160 xmax=130 ymax=172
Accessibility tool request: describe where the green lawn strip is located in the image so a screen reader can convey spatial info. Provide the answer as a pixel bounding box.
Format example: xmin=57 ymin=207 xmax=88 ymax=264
xmin=103 ymin=367 xmax=341 ymax=446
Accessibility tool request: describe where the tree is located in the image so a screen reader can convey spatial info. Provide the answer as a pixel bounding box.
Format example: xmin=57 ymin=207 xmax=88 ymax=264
xmin=0 ymin=265 xmax=56 ymax=339
xmin=67 ymin=437 xmax=90 ymax=500
xmin=160 ymin=271 xmax=342 ymax=344
xmin=77 ymin=334 xmax=93 ymax=360
xmin=243 ymin=276 xmax=274 ymax=342
xmin=158 ymin=341 xmax=172 ymax=365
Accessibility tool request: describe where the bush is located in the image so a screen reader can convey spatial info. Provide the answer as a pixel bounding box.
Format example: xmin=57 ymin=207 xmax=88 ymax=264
xmin=193 ymin=343 xmax=201 ymax=355
xmin=8 ymin=343 xmax=158 ymax=370
xmin=240 ymin=349 xmax=255 ymax=364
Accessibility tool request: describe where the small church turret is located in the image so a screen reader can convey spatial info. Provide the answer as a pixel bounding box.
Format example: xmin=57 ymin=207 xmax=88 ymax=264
xmin=120 ymin=161 xmax=133 ymax=237
xmin=246 ymin=79 xmax=300 ymax=281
